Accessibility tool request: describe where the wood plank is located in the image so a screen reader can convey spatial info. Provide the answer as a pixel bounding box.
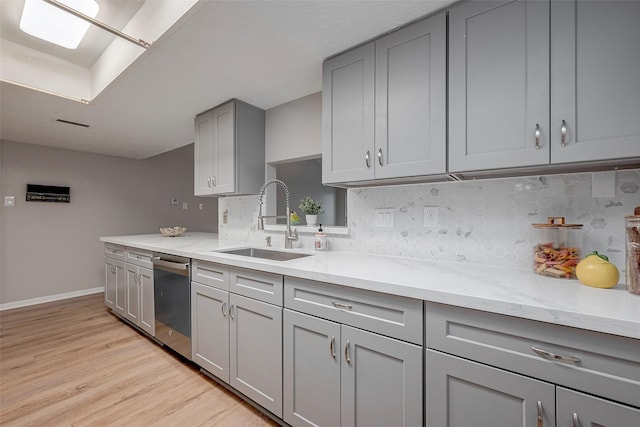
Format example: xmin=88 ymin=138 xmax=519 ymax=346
xmin=0 ymin=294 xmax=278 ymax=426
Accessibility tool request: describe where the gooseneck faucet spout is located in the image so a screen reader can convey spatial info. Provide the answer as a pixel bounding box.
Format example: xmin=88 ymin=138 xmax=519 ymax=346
xmin=257 ymin=179 xmax=298 ymax=249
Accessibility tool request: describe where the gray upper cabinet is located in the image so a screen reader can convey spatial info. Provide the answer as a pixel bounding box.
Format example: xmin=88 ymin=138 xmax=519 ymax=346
xmin=450 ymin=0 xmax=640 ymax=174
xmin=323 ymin=12 xmax=446 ymax=185
xmin=449 ymin=0 xmax=550 ymax=172
xmin=322 ymin=42 xmax=375 ymax=184
xmin=375 ymin=14 xmax=446 ymax=180
xmin=550 ymin=0 xmax=640 ymax=164
xmin=194 ymin=99 xmax=265 ymax=196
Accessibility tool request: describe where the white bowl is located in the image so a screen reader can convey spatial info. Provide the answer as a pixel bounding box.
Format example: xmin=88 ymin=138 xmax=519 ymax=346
xmin=160 ymin=226 xmax=187 ymax=237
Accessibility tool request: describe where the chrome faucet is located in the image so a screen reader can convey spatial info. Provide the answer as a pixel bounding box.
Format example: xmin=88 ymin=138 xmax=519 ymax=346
xmin=257 ymin=179 xmax=298 ymax=249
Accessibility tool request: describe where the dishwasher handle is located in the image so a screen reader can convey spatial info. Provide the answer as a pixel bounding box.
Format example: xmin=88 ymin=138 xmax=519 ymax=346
xmin=152 ymin=256 xmax=189 ymax=270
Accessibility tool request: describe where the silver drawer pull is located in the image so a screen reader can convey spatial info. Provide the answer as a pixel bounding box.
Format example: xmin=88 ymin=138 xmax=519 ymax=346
xmin=330 ymin=336 xmax=336 ymax=359
xmin=537 ymin=401 xmax=543 ymax=427
xmin=365 ymin=151 xmax=371 ymax=168
xmin=345 ymin=340 xmax=351 ymax=365
xmin=561 ymin=120 xmax=568 ymax=147
xmin=531 ymin=346 xmax=581 ymax=364
xmin=572 ymin=413 xmax=579 ymax=427
xmin=331 ymin=301 xmax=353 ymax=310
xmin=535 ymin=124 xmax=541 ymax=150
xmin=377 ymin=148 xmax=383 ymax=166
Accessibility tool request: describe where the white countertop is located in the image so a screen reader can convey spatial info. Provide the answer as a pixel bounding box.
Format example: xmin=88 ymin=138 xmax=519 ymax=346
xmin=101 ymin=232 xmax=640 ymax=340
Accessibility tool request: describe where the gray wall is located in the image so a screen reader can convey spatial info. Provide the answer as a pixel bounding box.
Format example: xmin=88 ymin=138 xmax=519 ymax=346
xmin=0 ymin=140 xmax=217 ymax=306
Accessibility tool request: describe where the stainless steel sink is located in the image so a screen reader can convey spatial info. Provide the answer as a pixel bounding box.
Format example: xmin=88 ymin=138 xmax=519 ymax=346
xmin=220 ymin=247 xmax=312 ymax=261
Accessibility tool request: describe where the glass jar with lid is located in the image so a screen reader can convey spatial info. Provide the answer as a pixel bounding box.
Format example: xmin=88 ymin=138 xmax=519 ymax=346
xmin=532 ymin=217 xmax=582 ymax=279
xmin=625 ymin=207 xmax=640 ymax=294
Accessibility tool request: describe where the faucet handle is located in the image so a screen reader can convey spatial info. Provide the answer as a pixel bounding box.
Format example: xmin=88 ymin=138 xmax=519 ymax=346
xmin=265 ymin=236 xmax=272 ymax=247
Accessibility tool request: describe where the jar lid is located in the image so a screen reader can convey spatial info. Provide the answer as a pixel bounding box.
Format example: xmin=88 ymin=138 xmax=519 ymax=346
xmin=625 ymin=206 xmax=640 ymax=219
xmin=532 ymin=216 xmax=583 ymax=229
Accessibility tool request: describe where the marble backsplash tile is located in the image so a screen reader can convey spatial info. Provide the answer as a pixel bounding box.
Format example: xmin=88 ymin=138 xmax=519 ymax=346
xmin=219 ymin=169 xmax=639 ymax=275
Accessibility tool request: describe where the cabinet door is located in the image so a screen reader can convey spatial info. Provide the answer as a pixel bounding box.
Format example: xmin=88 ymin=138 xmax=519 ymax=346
xmin=556 ymin=387 xmax=640 ymax=427
xmin=104 ymin=257 xmax=122 ymax=309
xmin=322 ymin=42 xmax=375 ymax=184
xmin=375 ymin=13 xmax=446 ymax=179
xmin=211 ymin=101 xmax=236 ymax=195
xmin=229 ymin=293 xmax=282 ymax=417
xmin=426 ymin=349 xmax=555 ymax=427
xmin=125 ymin=265 xmax=140 ymax=325
xmin=191 ymin=283 xmax=229 ymax=383
xmin=449 ymin=0 xmax=550 ymax=172
xmin=138 ymin=267 xmax=154 ymax=336
xmin=341 ymin=325 xmax=422 ymax=427
xmin=114 ymin=261 xmax=126 ymax=317
xmin=194 ymin=110 xmax=214 ymax=195
xmin=551 ymin=0 xmax=640 ymax=164
xmin=283 ymin=310 xmax=341 ymax=427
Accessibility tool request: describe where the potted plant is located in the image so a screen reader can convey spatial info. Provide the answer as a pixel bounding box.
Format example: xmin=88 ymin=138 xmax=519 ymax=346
xmin=299 ymin=197 xmax=324 ymax=226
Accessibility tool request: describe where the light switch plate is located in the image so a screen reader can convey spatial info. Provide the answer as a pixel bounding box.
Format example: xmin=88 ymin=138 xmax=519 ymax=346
xmin=170 ymin=197 xmax=179 ymax=205
xmin=4 ymin=196 xmax=15 ymax=207
xmin=375 ymin=208 xmax=394 ymax=228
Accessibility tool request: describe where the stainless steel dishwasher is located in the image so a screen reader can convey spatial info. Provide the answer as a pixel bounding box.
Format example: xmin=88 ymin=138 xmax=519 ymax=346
xmin=152 ymin=253 xmax=191 ymax=359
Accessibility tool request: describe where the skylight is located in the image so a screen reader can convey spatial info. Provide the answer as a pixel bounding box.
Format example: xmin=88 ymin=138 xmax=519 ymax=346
xmin=20 ymin=0 xmax=100 ymax=50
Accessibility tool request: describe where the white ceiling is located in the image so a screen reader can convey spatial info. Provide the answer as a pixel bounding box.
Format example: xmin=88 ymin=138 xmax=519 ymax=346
xmin=0 ymin=0 xmax=455 ymax=159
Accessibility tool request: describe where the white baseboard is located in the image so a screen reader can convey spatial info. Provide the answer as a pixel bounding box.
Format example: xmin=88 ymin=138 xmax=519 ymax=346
xmin=0 ymin=287 xmax=105 ymax=311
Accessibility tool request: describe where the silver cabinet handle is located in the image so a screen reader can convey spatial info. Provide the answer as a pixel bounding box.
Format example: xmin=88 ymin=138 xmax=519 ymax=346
xmin=331 ymin=301 xmax=353 ymax=310
xmin=535 ymin=124 xmax=541 ymax=150
xmin=212 ymin=176 xmax=216 ymax=187
xmin=561 ymin=120 xmax=568 ymax=147
xmin=207 ymin=177 xmax=211 ymax=188
xmin=221 ymin=301 xmax=227 ymax=317
xmin=330 ymin=336 xmax=336 ymax=359
xmin=531 ymin=346 xmax=581 ymax=364
xmin=229 ymin=304 xmax=235 ymax=320
xmin=537 ymin=401 xmax=543 ymax=427
xmin=365 ymin=151 xmax=371 ymax=168
xmin=136 ymin=273 xmax=142 ymax=283
xmin=110 ymin=265 xmax=116 ymax=274
xmin=572 ymin=413 xmax=579 ymax=427
xmin=377 ymin=148 xmax=383 ymax=166
xmin=344 ymin=340 xmax=351 ymax=365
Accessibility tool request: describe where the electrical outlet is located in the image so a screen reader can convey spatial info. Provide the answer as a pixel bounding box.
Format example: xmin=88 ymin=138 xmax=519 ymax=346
xmin=375 ymin=208 xmax=394 ymax=228
xmin=182 ymin=202 xmax=188 ymax=210
xmin=199 ymin=203 xmax=203 ymax=210
xmin=424 ymin=206 xmax=439 ymax=228
xmin=170 ymin=197 xmax=179 ymax=205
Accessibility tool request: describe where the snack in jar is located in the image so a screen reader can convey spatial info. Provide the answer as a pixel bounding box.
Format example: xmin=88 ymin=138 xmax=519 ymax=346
xmin=625 ymin=206 xmax=640 ymax=294
xmin=532 ymin=217 xmax=582 ymax=279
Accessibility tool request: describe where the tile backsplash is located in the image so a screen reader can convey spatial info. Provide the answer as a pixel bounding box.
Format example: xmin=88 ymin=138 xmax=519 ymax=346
xmin=219 ymin=169 xmax=639 ymax=274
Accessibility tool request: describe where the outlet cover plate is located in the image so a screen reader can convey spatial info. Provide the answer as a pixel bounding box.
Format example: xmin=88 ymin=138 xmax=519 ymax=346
xmin=424 ymin=206 xmax=439 ymax=228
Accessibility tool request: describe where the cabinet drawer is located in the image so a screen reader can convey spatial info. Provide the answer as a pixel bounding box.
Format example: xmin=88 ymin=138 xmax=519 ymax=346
xmin=425 ymin=302 xmax=640 ymax=408
xmin=285 ymin=277 xmax=423 ymax=345
xmin=125 ymin=247 xmax=153 ymax=269
xmin=105 ymin=244 xmax=125 ymax=261
xmin=230 ymin=267 xmax=283 ymax=306
xmin=192 ymin=260 xmax=229 ymax=291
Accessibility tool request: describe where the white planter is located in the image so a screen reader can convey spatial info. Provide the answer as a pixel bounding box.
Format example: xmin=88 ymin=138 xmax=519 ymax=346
xmin=305 ymin=215 xmax=318 ymax=226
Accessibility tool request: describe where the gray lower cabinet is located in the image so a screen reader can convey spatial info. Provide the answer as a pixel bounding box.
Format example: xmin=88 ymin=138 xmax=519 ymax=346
xmin=425 ymin=302 xmax=640 ymax=426
xmin=340 ymin=325 xmax=422 ymax=427
xmin=190 ymin=261 xmax=284 ymax=418
xmin=283 ymin=309 xmax=341 ymax=427
xmin=124 ymin=264 xmax=154 ymax=336
xmin=426 ymin=349 xmax=555 ymax=426
xmin=556 ymin=387 xmax=640 ymax=427
xmin=229 ymin=293 xmax=282 ymax=418
xmin=191 ymin=282 xmax=229 ymax=382
xmin=284 ymin=277 xmax=423 ymax=427
xmin=104 ymin=257 xmax=124 ymax=314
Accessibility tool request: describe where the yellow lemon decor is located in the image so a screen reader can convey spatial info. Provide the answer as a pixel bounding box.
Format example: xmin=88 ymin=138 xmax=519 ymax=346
xmin=576 ymin=251 xmax=620 ymax=289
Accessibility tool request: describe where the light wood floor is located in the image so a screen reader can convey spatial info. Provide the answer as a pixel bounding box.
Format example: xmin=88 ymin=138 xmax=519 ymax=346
xmin=0 ymin=294 xmax=278 ymax=426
